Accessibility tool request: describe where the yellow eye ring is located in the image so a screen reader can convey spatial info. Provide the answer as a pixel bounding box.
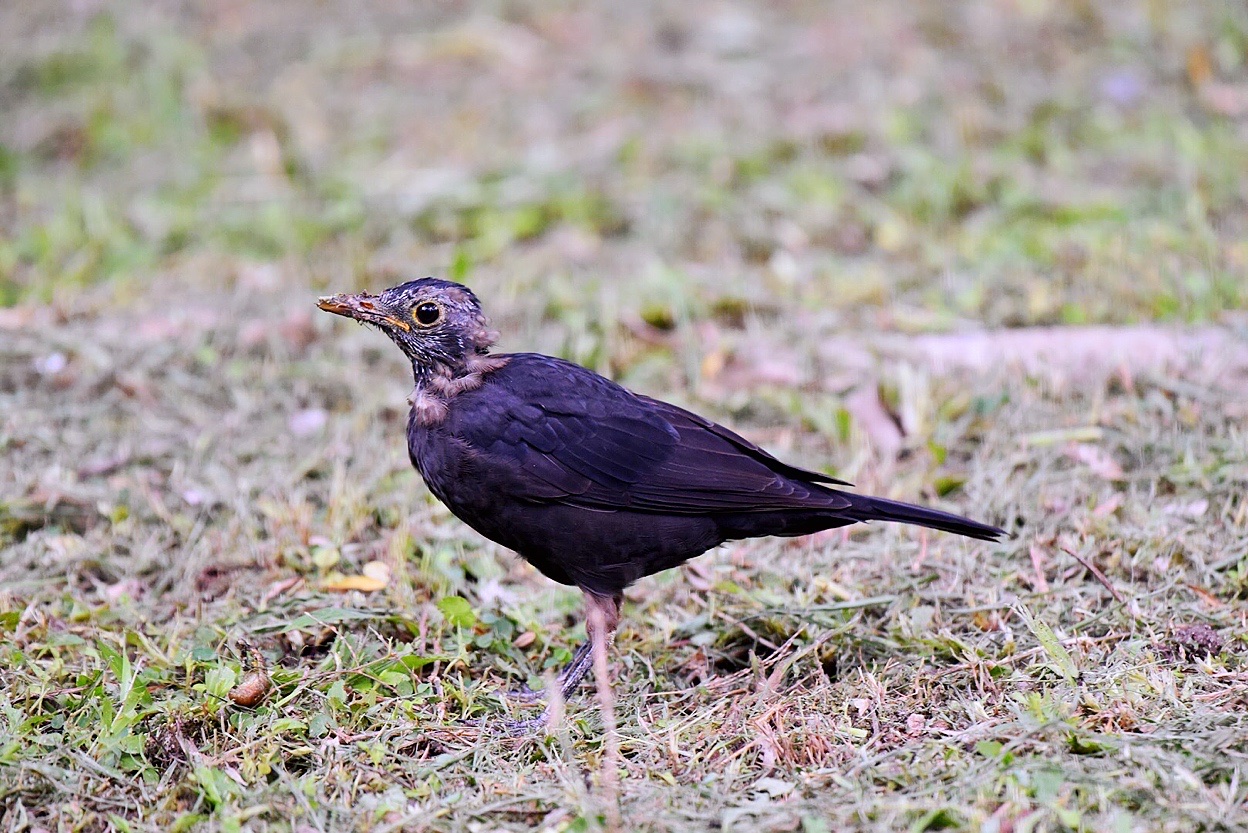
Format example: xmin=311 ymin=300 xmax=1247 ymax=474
xmin=413 ymin=301 xmax=442 ymax=327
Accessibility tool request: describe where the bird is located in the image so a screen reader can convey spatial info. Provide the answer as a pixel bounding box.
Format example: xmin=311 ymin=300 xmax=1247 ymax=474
xmin=317 ymin=277 xmax=1005 ymax=729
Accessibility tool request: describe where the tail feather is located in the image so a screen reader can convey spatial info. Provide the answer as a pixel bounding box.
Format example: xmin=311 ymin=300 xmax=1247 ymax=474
xmin=846 ymin=494 xmax=1005 ymax=542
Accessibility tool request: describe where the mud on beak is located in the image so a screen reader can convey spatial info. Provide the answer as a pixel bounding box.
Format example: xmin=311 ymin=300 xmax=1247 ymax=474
xmin=316 ymin=292 xmax=410 ymax=331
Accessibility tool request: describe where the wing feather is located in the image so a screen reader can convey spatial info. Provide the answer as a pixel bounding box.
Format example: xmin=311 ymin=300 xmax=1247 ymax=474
xmin=449 ymin=354 xmax=849 ymax=514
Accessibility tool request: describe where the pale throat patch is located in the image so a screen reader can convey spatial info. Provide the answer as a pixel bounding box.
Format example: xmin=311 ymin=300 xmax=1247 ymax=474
xmin=408 ymin=388 xmax=449 ymax=426
xmin=408 ymin=354 xmax=511 ymax=426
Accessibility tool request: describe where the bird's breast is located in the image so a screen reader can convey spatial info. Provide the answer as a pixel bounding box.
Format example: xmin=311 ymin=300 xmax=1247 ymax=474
xmin=406 ymin=418 xmax=460 ymax=503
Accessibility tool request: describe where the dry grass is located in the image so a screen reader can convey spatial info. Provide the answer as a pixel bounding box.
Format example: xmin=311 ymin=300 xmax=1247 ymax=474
xmin=3 ymin=1 xmax=1248 ymax=831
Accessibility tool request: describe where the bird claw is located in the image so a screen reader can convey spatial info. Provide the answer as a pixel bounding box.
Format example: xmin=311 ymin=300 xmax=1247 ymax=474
xmin=501 ymin=712 xmax=551 ymax=734
xmin=458 ymin=711 xmax=550 ymax=735
xmin=453 ymin=680 xmax=561 ymax=733
xmin=505 ymin=684 xmax=548 ymax=704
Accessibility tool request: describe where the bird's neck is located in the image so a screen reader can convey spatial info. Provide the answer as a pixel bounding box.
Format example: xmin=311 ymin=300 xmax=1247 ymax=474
xmin=410 ymin=360 xmax=446 ymax=388
xmin=408 ymin=353 xmax=509 ymax=426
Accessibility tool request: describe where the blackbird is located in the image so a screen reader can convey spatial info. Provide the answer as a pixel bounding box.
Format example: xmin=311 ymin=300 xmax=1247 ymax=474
xmin=318 ymin=278 xmax=1004 ymax=727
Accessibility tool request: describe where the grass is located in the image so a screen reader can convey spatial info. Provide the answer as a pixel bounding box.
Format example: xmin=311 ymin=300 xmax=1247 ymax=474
xmin=2 ymin=1 xmax=1248 ymax=830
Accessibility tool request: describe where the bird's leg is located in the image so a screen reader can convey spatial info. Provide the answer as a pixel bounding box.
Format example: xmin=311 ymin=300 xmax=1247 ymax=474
xmin=505 ymin=640 xmax=592 ymax=703
xmin=501 ymin=591 xmax=621 ymax=733
xmin=562 ymin=591 xmax=620 ymax=701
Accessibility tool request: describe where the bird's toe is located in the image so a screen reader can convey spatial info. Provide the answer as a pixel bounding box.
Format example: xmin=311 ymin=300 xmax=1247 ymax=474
xmin=502 ymin=712 xmax=551 ymax=735
xmin=505 ymin=684 xmax=548 ymax=704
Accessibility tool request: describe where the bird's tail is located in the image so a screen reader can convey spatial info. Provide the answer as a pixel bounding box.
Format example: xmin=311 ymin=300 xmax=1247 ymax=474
xmin=845 ymin=494 xmax=1005 ymax=542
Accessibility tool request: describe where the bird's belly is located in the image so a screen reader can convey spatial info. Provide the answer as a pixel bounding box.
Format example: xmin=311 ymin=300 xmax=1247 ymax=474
xmin=464 ymin=501 xmax=723 ymax=594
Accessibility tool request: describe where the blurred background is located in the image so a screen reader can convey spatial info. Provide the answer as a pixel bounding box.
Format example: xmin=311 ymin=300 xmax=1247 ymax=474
xmin=3 ymin=1 xmax=1245 ymax=325
xmin=2 ymin=2 xmax=1248 ymax=829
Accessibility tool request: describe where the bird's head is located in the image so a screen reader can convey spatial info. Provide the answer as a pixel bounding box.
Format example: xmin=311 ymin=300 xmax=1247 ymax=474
xmin=317 ymin=278 xmax=497 ymax=379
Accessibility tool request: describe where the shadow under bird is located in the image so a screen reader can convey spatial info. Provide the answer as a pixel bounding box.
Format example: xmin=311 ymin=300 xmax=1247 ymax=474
xmin=318 ymin=278 xmax=1005 ymax=729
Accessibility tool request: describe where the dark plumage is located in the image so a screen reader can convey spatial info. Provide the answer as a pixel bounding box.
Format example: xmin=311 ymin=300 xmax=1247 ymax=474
xmin=318 ymin=278 xmax=1005 ymax=728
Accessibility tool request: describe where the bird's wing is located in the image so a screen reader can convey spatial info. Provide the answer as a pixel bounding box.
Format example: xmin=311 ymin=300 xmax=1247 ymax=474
xmin=635 ymin=394 xmax=852 ymax=487
xmin=450 ymin=354 xmax=852 ymax=514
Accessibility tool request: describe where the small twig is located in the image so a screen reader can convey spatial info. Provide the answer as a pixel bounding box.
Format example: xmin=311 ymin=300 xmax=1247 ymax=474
xmin=1060 ymin=546 xmax=1124 ymax=604
xmin=1208 ymin=551 xmax=1246 ymax=572
xmin=757 ymin=594 xmax=900 ymax=616
xmin=75 ymin=451 xmax=134 ymax=479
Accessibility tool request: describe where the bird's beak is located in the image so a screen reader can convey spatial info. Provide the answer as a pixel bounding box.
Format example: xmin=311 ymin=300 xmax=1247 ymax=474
xmin=316 ymin=292 xmax=411 ymax=332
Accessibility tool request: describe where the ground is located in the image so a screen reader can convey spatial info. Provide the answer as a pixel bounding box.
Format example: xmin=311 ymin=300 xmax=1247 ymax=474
xmin=2 ymin=1 xmax=1248 ymax=831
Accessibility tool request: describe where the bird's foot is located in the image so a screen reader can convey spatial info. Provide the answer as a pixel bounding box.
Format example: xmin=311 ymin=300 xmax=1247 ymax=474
xmin=505 ymin=683 xmax=548 ymax=704
xmin=501 ymin=710 xmax=551 ymax=735
xmin=460 ymin=709 xmax=551 ymax=734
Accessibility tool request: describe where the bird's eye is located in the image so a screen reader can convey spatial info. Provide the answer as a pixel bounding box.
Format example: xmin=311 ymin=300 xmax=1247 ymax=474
xmin=413 ymin=302 xmax=441 ymax=327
